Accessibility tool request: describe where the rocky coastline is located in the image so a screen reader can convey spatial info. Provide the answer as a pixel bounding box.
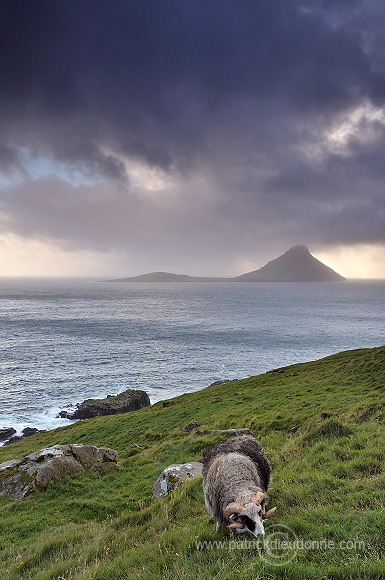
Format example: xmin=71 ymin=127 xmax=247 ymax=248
xmin=1 ymin=380 xmax=235 ymax=446
xmin=0 ymin=389 xmax=151 ymax=447
xmin=57 ymin=389 xmax=150 ymax=420
xmin=0 ymin=427 xmax=46 ymax=447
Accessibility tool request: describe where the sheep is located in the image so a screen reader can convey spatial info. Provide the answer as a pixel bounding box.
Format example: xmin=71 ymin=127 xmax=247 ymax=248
xmin=202 ymin=435 xmax=276 ymax=537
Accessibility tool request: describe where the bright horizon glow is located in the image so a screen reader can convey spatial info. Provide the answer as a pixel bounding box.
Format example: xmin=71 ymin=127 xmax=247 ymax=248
xmin=0 ymin=235 xmax=125 ymax=277
xmin=0 ymin=235 xmax=384 ymax=279
xmin=316 ymin=245 xmax=385 ymax=279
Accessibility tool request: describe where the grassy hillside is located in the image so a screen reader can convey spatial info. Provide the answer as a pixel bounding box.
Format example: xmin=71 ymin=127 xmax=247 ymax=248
xmin=0 ymin=346 xmax=384 ymax=579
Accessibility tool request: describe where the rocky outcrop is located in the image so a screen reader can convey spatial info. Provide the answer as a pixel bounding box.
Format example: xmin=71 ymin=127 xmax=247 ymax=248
xmin=58 ymin=389 xmax=150 ymax=420
xmin=152 ymin=462 xmax=203 ymax=499
xmin=0 ymin=444 xmax=118 ymax=499
xmin=4 ymin=428 xmax=46 ymax=446
xmin=0 ymin=428 xmax=16 ymax=442
xmin=162 ymin=400 xmax=175 ymax=407
xmin=208 ymin=380 xmax=233 ymax=387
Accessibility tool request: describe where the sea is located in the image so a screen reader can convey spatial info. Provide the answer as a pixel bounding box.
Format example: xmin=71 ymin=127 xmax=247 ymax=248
xmin=1 ymin=278 xmax=384 ymax=437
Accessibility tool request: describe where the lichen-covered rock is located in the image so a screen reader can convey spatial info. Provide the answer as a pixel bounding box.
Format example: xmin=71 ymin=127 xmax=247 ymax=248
xmin=152 ymin=462 xmax=203 ymax=499
xmin=0 ymin=444 xmax=118 ymax=499
xmin=58 ymin=389 xmax=150 ymax=419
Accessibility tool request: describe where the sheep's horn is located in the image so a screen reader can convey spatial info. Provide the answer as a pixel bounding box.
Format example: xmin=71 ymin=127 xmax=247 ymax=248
xmin=250 ymin=491 xmax=267 ymax=506
xmin=228 ymin=521 xmax=245 ymax=529
xmin=223 ymin=502 xmax=245 ymax=519
xmin=262 ymin=507 xmax=277 ymax=519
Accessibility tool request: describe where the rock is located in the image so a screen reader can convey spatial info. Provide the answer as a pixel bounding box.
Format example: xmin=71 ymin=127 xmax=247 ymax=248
xmin=58 ymin=389 xmax=150 ymax=419
xmin=0 ymin=428 xmax=16 ymax=442
xmin=152 ymin=462 xmax=203 ymax=499
xmin=183 ymin=421 xmax=199 ymax=432
xmin=162 ymin=400 xmax=175 ymax=407
xmin=22 ymin=427 xmax=42 ymax=437
xmin=0 ymin=444 xmax=118 ymax=499
xmin=208 ymin=380 xmax=232 ymax=387
xmin=3 ymin=428 xmax=46 ymax=446
xmin=5 ymin=428 xmax=46 ymax=445
xmin=3 ymin=436 xmax=23 ymax=445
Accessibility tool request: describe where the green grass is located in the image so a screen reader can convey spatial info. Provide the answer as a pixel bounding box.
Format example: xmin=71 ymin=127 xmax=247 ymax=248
xmin=0 ymin=345 xmax=384 ymax=579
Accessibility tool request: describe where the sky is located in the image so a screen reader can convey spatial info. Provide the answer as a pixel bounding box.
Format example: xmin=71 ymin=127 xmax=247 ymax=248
xmin=0 ymin=0 xmax=385 ymax=278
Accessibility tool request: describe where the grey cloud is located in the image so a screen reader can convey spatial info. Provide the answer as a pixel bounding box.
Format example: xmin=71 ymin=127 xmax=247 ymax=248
xmin=0 ymin=0 xmax=385 ymax=270
xmin=0 ymin=145 xmax=21 ymax=174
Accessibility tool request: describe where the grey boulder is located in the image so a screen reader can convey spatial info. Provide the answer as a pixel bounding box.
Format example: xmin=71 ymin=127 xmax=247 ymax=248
xmin=152 ymin=462 xmax=203 ymax=499
xmin=0 ymin=444 xmax=118 ymax=499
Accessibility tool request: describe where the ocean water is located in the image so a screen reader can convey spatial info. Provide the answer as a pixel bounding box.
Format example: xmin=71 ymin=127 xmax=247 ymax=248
xmin=0 ymin=278 xmax=384 ymax=435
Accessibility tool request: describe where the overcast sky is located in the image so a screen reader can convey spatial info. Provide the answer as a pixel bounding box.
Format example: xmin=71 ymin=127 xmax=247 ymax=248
xmin=0 ymin=0 xmax=384 ymax=277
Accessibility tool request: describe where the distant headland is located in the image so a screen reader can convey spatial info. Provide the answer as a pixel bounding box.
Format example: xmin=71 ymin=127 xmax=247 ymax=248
xmin=107 ymin=245 xmax=346 ymax=283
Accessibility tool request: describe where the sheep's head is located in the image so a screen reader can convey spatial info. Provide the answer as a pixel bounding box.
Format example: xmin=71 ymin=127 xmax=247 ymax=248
xmin=223 ymin=491 xmax=277 ymax=538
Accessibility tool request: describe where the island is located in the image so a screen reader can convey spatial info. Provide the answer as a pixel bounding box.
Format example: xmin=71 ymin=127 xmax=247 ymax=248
xmin=108 ymin=246 xmax=346 ymax=283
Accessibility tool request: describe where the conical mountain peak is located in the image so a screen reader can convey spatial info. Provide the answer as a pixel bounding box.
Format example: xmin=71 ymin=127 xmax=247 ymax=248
xmin=235 ymin=247 xmax=346 ymax=282
xmin=287 ymin=245 xmax=310 ymax=253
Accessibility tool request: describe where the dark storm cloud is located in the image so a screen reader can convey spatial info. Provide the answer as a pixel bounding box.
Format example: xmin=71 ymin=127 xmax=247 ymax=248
xmin=0 ymin=0 xmax=385 ymax=271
